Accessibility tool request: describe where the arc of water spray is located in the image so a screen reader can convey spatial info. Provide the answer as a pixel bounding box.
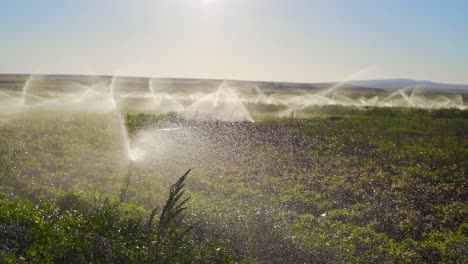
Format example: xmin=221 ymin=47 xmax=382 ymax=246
xmin=252 ymin=85 xmax=269 ymax=104
xmin=183 ymin=80 xmax=254 ymax=122
xmin=214 ymin=80 xmax=226 ymax=107
xmin=221 ymin=81 xmax=254 ymax=121
xmin=409 ymin=86 xmax=427 ymax=108
xmin=149 ymin=78 xmax=156 ymax=95
xmin=20 ymin=75 xmax=62 ymax=107
xmin=0 ymin=91 xmax=17 ymax=100
xmin=110 ymin=76 xmax=135 ymax=162
xmin=380 ymin=86 xmax=415 ymax=107
xmin=66 ymin=81 xmax=98 ymax=103
xmin=319 ymin=66 xmax=376 ymax=97
xmin=22 ymin=76 xmax=33 ymax=105
xmin=148 ymin=77 xmax=161 ymax=106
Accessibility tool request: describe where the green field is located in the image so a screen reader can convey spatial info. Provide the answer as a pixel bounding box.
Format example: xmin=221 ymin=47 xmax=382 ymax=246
xmin=0 ymin=104 xmax=467 ymax=263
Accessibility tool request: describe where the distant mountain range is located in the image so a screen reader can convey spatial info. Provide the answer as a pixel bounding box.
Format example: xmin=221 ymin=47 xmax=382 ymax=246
xmin=1 ymin=74 xmax=467 ymax=94
xmin=248 ymin=78 xmax=468 ymax=94
xmin=344 ymin=79 xmax=468 ymax=93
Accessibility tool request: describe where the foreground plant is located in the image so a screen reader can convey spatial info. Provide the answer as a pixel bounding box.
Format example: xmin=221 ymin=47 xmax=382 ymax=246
xmin=0 ymin=170 xmax=232 ymax=263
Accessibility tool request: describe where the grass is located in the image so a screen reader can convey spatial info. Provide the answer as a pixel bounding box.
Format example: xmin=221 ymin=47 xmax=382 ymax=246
xmin=0 ymin=106 xmax=467 ymax=263
xmin=0 ymin=170 xmax=232 ymax=263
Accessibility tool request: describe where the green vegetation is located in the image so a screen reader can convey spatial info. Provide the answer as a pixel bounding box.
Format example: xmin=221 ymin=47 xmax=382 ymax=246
xmin=0 ymin=107 xmax=467 ymax=263
xmin=0 ymin=170 xmax=230 ymax=263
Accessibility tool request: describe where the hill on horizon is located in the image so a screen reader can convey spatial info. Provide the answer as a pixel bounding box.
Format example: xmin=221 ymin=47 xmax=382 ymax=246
xmin=1 ymin=74 xmax=468 ymax=94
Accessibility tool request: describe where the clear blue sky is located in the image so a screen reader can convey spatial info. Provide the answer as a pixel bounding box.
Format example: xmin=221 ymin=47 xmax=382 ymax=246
xmin=1 ymin=0 xmax=467 ymax=83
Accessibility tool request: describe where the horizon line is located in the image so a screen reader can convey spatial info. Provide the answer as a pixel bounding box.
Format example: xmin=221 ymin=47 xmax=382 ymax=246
xmin=1 ymin=72 xmax=468 ymax=86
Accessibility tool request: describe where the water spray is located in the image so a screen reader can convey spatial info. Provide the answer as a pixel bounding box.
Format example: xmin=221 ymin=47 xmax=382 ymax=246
xmin=22 ymin=75 xmax=32 ymax=105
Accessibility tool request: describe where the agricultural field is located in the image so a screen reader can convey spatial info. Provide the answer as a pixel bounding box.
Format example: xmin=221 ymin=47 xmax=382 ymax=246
xmin=0 ymin=76 xmax=467 ymax=263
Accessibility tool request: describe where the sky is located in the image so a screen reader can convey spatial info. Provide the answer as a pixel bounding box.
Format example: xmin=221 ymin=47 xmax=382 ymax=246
xmin=1 ymin=0 xmax=467 ymax=83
